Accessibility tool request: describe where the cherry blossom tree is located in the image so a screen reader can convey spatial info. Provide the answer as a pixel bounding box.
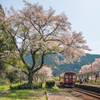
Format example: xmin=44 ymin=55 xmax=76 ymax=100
xmin=79 ymin=64 xmax=91 ymax=80
xmin=34 ymin=65 xmax=53 ymax=83
xmin=92 ymin=58 xmax=100 ymax=71
xmin=0 ymin=1 xmax=90 ymax=83
xmin=79 ymin=58 xmax=100 ymax=82
xmin=91 ymin=58 xmax=100 ymax=82
xmin=38 ymin=66 xmax=53 ymax=77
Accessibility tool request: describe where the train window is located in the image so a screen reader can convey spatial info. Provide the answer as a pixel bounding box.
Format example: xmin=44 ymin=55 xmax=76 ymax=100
xmin=65 ymin=74 xmax=68 ymax=78
xmin=73 ymin=75 xmax=76 ymax=78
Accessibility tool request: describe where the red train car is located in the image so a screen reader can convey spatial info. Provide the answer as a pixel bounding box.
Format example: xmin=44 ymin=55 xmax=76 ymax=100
xmin=59 ymin=72 xmax=76 ymax=87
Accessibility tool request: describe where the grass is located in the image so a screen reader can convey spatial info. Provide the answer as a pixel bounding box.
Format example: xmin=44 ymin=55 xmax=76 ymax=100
xmin=0 ymin=82 xmax=59 ymax=100
xmin=77 ymin=80 xmax=100 ymax=86
xmin=92 ymin=82 xmax=100 ymax=85
xmin=0 ymin=85 xmax=9 ymax=93
xmin=0 ymin=80 xmax=65 ymax=100
xmin=1 ymin=89 xmax=46 ymax=100
xmin=85 ymin=80 xmax=100 ymax=85
xmin=0 ymin=85 xmax=47 ymax=100
xmin=44 ymin=81 xmax=62 ymax=93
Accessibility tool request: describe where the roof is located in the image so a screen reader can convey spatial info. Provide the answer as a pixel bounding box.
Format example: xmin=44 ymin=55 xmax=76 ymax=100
xmin=60 ymin=71 xmax=76 ymax=77
xmin=65 ymin=72 xmax=76 ymax=74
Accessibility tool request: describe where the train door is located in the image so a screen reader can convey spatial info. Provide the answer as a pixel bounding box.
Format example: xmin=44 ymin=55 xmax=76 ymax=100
xmin=68 ymin=74 xmax=73 ymax=82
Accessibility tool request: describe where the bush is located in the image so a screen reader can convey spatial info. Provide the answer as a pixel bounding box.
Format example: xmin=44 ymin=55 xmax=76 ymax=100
xmin=10 ymin=83 xmax=42 ymax=89
xmin=46 ymin=80 xmax=55 ymax=88
xmin=0 ymin=78 xmax=10 ymax=85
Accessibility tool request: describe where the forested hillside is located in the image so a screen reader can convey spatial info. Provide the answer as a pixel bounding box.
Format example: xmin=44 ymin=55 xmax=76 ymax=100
xmin=52 ymin=54 xmax=100 ymax=76
xmin=25 ymin=53 xmax=100 ymax=76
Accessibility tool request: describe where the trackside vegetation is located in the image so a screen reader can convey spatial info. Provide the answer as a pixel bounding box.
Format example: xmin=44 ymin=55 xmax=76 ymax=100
xmin=0 ymin=79 xmax=60 ymax=100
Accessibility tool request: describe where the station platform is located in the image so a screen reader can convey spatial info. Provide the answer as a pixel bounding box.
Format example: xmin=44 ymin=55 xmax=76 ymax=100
xmin=76 ymin=83 xmax=100 ymax=88
xmin=75 ymin=83 xmax=100 ymax=93
xmin=46 ymin=92 xmax=82 ymax=100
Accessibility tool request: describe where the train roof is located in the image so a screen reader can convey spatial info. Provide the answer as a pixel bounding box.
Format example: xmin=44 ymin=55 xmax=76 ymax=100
xmin=59 ymin=71 xmax=76 ymax=77
xmin=65 ymin=72 xmax=76 ymax=74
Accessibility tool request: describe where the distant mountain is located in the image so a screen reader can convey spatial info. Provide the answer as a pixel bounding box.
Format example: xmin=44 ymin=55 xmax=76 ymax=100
xmin=25 ymin=53 xmax=100 ymax=76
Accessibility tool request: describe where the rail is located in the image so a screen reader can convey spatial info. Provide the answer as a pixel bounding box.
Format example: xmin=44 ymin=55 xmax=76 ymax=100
xmin=56 ymin=82 xmax=100 ymax=100
xmin=73 ymin=87 xmax=100 ymax=99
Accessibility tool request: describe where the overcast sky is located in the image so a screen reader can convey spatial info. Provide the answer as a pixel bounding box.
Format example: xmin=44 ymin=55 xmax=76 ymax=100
xmin=1 ymin=0 xmax=100 ymax=55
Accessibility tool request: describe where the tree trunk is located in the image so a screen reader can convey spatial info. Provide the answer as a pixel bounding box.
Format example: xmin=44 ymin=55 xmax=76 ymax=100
xmin=28 ymin=70 xmax=33 ymax=84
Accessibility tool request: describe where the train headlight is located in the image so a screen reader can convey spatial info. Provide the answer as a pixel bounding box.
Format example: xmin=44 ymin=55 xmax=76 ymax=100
xmin=73 ymin=79 xmax=75 ymax=82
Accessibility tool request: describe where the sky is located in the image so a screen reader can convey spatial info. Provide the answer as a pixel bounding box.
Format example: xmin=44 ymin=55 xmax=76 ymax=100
xmin=0 ymin=0 xmax=100 ymax=55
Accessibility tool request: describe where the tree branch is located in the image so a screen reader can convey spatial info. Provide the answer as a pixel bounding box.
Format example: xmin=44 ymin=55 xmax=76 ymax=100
xmin=4 ymin=29 xmax=30 ymax=70
xmin=31 ymin=48 xmax=40 ymax=70
xmin=44 ymin=24 xmax=59 ymax=40
xmin=32 ymin=51 xmax=45 ymax=73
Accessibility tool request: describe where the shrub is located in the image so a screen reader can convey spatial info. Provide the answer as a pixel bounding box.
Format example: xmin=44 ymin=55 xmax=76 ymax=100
xmin=10 ymin=83 xmax=42 ymax=89
xmin=0 ymin=78 xmax=10 ymax=85
xmin=46 ymin=80 xmax=55 ymax=88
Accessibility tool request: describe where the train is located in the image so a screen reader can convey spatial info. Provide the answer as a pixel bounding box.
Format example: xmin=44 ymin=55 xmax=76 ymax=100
xmin=59 ymin=72 xmax=76 ymax=87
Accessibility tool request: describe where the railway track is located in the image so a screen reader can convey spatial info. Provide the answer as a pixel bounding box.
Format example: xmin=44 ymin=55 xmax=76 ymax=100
xmin=73 ymin=87 xmax=100 ymax=100
xmin=56 ymin=83 xmax=100 ymax=100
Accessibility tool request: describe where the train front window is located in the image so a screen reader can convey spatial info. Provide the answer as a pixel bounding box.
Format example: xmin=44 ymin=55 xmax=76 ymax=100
xmin=65 ymin=74 xmax=68 ymax=78
xmin=73 ymin=75 xmax=76 ymax=78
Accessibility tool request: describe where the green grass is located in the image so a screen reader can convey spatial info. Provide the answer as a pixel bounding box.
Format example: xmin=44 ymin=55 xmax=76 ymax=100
xmin=1 ymin=89 xmax=46 ymax=100
xmin=0 ymin=80 xmax=65 ymax=100
xmin=0 ymin=85 xmax=47 ymax=100
xmin=0 ymin=85 xmax=9 ymax=93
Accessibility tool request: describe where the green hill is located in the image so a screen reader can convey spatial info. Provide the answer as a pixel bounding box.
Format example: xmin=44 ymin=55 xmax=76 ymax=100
xmin=52 ymin=53 xmax=100 ymax=76
xmin=25 ymin=53 xmax=100 ymax=76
